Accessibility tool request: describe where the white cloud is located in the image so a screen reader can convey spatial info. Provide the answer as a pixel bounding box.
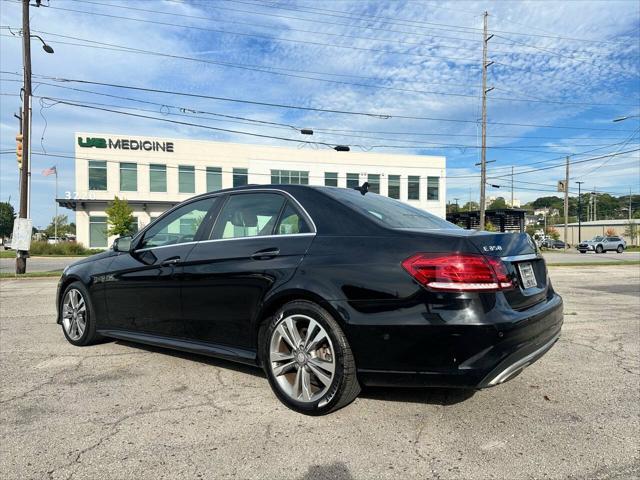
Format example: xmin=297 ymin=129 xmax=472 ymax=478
xmin=0 ymin=0 xmax=638 ymax=225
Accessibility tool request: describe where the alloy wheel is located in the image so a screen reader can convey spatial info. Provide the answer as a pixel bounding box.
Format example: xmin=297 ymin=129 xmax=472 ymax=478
xmin=62 ymin=288 xmax=87 ymax=341
xmin=269 ymin=314 xmax=336 ymax=405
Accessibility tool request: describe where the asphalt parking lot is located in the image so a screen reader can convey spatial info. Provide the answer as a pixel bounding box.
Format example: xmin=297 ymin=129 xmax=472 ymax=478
xmin=1 ymin=265 xmax=638 ymax=480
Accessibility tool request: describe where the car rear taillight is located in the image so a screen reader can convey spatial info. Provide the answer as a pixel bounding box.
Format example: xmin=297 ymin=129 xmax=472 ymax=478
xmin=401 ymin=253 xmax=514 ymax=292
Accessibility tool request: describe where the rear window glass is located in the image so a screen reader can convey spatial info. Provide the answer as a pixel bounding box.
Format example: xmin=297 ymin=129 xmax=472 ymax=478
xmin=322 ymin=188 xmax=459 ymax=230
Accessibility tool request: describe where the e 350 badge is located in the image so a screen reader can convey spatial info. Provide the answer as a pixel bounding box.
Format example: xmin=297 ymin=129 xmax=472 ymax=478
xmin=482 ymin=245 xmax=503 ymax=252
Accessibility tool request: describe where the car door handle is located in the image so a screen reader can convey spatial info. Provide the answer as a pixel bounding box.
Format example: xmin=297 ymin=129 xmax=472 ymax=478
xmin=161 ymin=256 xmax=181 ymax=266
xmin=250 ymin=248 xmax=280 ymax=260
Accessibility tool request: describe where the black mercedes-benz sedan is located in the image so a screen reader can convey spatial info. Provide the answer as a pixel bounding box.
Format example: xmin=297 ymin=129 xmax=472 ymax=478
xmin=57 ymin=184 xmax=562 ymax=415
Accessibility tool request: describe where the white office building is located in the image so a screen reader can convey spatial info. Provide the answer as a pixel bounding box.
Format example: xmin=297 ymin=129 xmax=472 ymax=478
xmin=58 ymin=132 xmax=446 ymax=248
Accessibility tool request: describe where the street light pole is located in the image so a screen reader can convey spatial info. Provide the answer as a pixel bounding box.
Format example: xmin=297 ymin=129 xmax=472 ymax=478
xmin=576 ymin=181 xmax=584 ymax=243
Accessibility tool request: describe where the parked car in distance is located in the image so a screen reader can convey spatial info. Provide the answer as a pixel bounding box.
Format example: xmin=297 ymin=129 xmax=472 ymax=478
xmin=540 ymin=239 xmax=567 ymax=249
xmin=2 ymin=237 xmax=11 ymax=250
xmin=56 ymin=185 xmax=563 ymax=415
xmin=577 ymin=235 xmax=626 ymax=254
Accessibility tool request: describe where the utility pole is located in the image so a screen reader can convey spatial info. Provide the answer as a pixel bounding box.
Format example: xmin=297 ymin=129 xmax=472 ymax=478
xmin=593 ymin=187 xmax=597 ymax=221
xmin=629 ymin=188 xmax=633 ymax=221
xmin=510 ymin=165 xmax=514 ymax=207
xmin=563 ymin=157 xmax=569 ymax=250
xmin=479 ymin=11 xmax=493 ymax=230
xmin=576 ymin=181 xmax=584 ymax=243
xmin=17 ymin=0 xmax=32 ymax=274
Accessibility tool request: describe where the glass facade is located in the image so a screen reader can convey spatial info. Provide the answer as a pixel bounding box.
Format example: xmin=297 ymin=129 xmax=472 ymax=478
xmin=233 ymin=168 xmax=248 ymax=187
xmin=367 ymin=174 xmax=380 ymax=194
xmin=346 ymin=173 xmax=359 ymax=189
xmin=388 ymin=175 xmax=400 ymax=199
xmin=178 ymin=165 xmax=195 ymax=193
xmin=88 ymin=161 xmax=107 ymax=191
xmin=206 ymin=167 xmax=222 ymax=192
xmin=119 ymin=162 xmax=137 ymax=191
xmin=149 ymin=164 xmax=167 ymax=192
xmin=408 ymin=176 xmax=420 ymax=200
xmin=270 ymin=170 xmax=309 ymax=185
xmin=324 ymin=172 xmax=338 ymax=187
xmin=427 ymin=176 xmax=440 ymax=200
xmin=89 ymin=216 xmax=108 ymax=248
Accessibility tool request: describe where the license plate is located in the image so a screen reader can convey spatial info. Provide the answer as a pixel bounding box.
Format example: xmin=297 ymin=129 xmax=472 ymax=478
xmin=518 ymin=262 xmax=537 ymax=289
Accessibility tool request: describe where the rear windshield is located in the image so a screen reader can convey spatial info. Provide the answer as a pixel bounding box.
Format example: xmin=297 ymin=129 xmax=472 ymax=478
xmin=323 ymin=188 xmax=459 ymax=230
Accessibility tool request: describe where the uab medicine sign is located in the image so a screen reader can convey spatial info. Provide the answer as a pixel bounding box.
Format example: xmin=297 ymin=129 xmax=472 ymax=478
xmin=78 ymin=136 xmax=174 ymax=152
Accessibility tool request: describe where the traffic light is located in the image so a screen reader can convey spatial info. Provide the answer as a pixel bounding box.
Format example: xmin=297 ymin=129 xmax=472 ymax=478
xmin=16 ymin=133 xmax=23 ymax=171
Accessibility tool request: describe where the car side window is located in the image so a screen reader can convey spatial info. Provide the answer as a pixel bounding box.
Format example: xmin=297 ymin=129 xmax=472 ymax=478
xmin=212 ymin=193 xmax=285 ymax=239
xmin=139 ymin=197 xmax=217 ymax=249
xmin=275 ymin=202 xmax=310 ymax=235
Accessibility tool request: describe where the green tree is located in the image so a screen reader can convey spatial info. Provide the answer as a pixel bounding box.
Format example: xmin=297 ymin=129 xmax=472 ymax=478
xmin=106 ymin=196 xmax=134 ymax=236
xmin=484 ymin=221 xmax=498 ymax=232
xmin=44 ymin=215 xmax=73 ymax=238
xmin=525 ymin=224 xmax=537 ymax=237
xmin=0 ymin=202 xmax=15 ymax=239
xmin=462 ymin=201 xmax=479 ymax=211
xmin=489 ymin=197 xmax=508 ymax=209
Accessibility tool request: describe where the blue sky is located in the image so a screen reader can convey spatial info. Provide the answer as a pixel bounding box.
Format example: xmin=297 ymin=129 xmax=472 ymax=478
xmin=0 ymin=0 xmax=639 ymax=228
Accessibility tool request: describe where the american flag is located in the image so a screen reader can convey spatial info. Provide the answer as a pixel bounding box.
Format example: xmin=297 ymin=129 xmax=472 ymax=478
xmin=41 ymin=165 xmax=57 ymax=176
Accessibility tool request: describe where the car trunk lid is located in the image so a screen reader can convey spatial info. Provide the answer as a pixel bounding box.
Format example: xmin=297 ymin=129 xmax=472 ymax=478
xmin=467 ymin=232 xmax=549 ymax=310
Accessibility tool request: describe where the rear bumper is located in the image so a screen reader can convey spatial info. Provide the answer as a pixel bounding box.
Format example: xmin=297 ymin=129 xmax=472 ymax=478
xmin=353 ymin=293 xmax=563 ymax=389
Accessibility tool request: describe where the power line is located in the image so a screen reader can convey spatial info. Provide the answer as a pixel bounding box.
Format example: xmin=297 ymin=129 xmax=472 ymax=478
xmin=221 ymin=0 xmax=629 ymax=45
xmin=40 ymin=95 xmax=630 ymax=154
xmin=22 ymin=5 xmax=487 ymax=64
xmin=20 ymin=96 xmax=640 ymax=180
xmin=2 ymin=28 xmax=633 ymax=107
xmin=3 ymin=149 xmax=635 ymax=188
xmin=4 ymin=76 xmax=634 ymax=146
xmin=4 ymin=71 xmax=636 ymax=133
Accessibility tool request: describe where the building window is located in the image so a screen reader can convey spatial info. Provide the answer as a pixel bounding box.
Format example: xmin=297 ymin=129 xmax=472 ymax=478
xmin=408 ymin=176 xmax=420 ymax=200
xmin=367 ymin=174 xmax=380 ymax=194
xmin=388 ymin=175 xmax=400 ymax=199
xmin=149 ymin=164 xmax=167 ymax=192
xmin=89 ymin=216 xmax=108 ymax=248
xmin=427 ymin=176 xmax=440 ymax=200
xmin=271 ymin=170 xmax=309 ymax=185
xmin=233 ymin=168 xmax=248 ymax=187
xmin=88 ymin=161 xmax=107 ymax=191
xmin=324 ymin=172 xmax=338 ymax=187
xmin=347 ymin=173 xmax=359 ymax=189
xmin=119 ymin=162 xmax=137 ymax=192
xmin=206 ymin=167 xmax=222 ymax=192
xmin=178 ymin=165 xmax=195 ymax=193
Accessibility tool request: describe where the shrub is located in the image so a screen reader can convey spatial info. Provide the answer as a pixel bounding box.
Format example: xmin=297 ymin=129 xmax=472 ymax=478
xmin=605 ymin=227 xmax=617 ymax=236
xmin=28 ymin=241 xmax=102 ymax=256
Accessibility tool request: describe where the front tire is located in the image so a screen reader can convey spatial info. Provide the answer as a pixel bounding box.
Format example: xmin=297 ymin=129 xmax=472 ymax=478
xmin=60 ymin=281 xmax=102 ymax=346
xmin=596 ymin=245 xmax=604 ymax=254
xmin=263 ymin=300 xmax=360 ymax=415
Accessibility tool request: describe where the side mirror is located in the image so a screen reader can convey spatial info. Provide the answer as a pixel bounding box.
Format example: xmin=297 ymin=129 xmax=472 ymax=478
xmin=113 ymin=236 xmax=133 ymax=253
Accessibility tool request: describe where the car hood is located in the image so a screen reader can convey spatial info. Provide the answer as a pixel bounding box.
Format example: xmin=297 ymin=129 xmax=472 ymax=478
xmin=67 ymin=250 xmax=115 ymax=269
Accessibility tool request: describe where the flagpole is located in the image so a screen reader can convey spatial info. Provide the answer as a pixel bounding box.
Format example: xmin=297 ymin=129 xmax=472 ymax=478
xmin=54 ymin=167 xmax=58 ymax=241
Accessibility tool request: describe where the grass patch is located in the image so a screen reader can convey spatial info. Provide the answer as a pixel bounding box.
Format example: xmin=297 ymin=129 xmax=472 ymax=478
xmin=0 ymin=270 xmax=63 ymax=279
xmin=547 ymin=261 xmax=640 ymax=267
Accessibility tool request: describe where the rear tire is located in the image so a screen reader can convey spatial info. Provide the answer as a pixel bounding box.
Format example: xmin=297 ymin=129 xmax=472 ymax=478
xmin=60 ymin=281 xmax=103 ymax=346
xmin=263 ymin=300 xmax=360 ymax=415
xmin=617 ymin=245 xmax=624 ymax=253
xmin=579 ymin=250 xmax=586 ymax=254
